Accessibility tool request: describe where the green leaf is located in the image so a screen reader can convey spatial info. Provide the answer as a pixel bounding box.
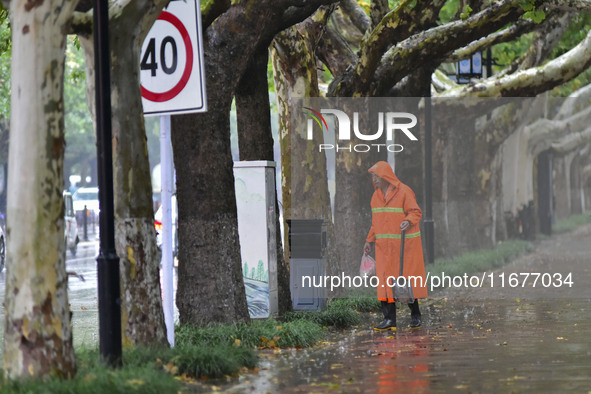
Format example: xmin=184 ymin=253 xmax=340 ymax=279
xmin=523 ymin=10 xmax=546 ymax=24
xmin=460 ymin=5 xmax=472 ymax=21
xmin=519 ymin=0 xmax=535 ymax=12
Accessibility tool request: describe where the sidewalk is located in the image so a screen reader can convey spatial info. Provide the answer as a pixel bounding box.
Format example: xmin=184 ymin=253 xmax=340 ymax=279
xmin=190 ymin=223 xmax=591 ymax=393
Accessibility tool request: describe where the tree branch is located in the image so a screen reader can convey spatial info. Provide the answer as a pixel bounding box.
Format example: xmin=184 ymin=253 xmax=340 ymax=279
xmin=370 ymin=0 xmax=389 ymax=29
xmin=316 ymin=17 xmax=358 ymax=76
xmin=201 ymin=0 xmax=231 ymax=29
xmin=443 ymin=28 xmax=591 ymax=97
xmin=445 ymin=18 xmax=537 ymax=62
xmin=552 ymin=127 xmax=591 ymax=153
xmin=544 ymin=0 xmax=591 ymax=12
xmin=432 ymin=69 xmax=459 ymax=93
xmin=339 ymin=0 xmax=370 ymax=34
xmin=329 ymin=0 xmax=445 ymax=96
xmin=515 ymin=11 xmax=571 ymax=70
xmin=370 ymin=0 xmax=525 ymax=96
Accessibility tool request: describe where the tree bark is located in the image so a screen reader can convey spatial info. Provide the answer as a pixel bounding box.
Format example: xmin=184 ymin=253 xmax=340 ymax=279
xmin=77 ymin=0 xmax=169 ymax=346
xmin=4 ymin=0 xmax=78 ymax=378
xmin=235 ymin=48 xmax=292 ymax=315
xmin=271 ymin=17 xmax=332 ymax=231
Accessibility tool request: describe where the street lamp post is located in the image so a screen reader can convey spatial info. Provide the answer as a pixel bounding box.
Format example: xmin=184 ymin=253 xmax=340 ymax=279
xmin=94 ymin=0 xmax=122 ymax=367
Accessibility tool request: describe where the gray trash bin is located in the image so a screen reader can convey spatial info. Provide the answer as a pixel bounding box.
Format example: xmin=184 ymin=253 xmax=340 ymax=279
xmin=288 ymin=219 xmax=327 ymax=311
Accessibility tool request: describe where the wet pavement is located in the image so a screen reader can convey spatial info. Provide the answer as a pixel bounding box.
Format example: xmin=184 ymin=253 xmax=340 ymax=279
xmin=191 ymin=223 xmax=591 ymax=393
xmin=0 ymin=223 xmax=590 ymax=392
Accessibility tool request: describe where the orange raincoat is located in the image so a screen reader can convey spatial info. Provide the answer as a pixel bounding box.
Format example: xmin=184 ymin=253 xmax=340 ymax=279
xmin=367 ymin=161 xmax=428 ymax=302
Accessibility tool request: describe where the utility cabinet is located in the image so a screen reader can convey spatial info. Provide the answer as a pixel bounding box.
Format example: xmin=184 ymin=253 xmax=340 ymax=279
xmin=288 ymin=219 xmax=327 ymax=311
xmin=234 ymin=161 xmax=278 ymax=318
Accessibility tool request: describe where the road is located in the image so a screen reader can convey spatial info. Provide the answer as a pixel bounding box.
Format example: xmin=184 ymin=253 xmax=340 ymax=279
xmin=199 ymin=222 xmax=591 ymax=393
xmin=0 ymin=240 xmax=101 ymax=355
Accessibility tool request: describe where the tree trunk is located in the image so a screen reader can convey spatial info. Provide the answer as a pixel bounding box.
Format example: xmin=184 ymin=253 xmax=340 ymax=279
xmin=235 ymin=48 xmax=292 ymax=315
xmin=171 ymin=101 xmax=250 ymax=326
xmin=170 ymin=0 xmax=333 ymax=325
xmin=3 ymin=0 xmax=77 ymax=378
xmin=78 ymin=0 xmax=168 ymax=346
xmin=170 ymin=14 xmax=251 ymax=325
xmin=271 ymin=22 xmax=335 ymax=295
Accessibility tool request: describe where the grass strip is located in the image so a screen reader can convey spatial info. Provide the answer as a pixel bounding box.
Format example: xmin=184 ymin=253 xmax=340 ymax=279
xmin=427 ymin=239 xmax=532 ymax=283
xmin=176 ymin=318 xmax=324 ymax=349
xmin=552 ymin=212 xmax=591 ymax=233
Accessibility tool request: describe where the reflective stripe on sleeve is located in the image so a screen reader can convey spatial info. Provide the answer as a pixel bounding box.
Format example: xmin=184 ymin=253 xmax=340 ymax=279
xmin=372 ymin=207 xmax=404 ymax=213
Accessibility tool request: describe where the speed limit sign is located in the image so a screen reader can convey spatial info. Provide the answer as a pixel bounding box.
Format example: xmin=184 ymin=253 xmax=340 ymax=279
xmin=140 ymin=0 xmax=207 ymax=116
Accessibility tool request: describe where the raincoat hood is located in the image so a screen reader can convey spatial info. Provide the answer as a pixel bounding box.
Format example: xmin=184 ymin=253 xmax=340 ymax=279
xmin=368 ymin=161 xmax=400 ymax=190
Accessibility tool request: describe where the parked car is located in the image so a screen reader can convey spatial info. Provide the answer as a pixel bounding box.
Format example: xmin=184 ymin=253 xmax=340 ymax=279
xmin=73 ymin=186 xmax=100 ymax=228
xmin=154 ymin=194 xmax=178 ymax=257
xmin=64 ymin=191 xmax=79 ymax=256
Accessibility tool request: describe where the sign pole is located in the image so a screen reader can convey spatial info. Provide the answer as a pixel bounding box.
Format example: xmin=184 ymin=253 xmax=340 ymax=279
xmin=94 ymin=0 xmax=122 ymax=366
xmin=160 ymin=115 xmax=175 ymax=346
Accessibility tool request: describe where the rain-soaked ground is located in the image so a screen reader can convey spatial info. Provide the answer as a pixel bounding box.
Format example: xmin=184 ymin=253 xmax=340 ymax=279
xmin=0 ymin=223 xmax=589 ymax=392
xmin=189 ymin=223 xmax=591 ymax=393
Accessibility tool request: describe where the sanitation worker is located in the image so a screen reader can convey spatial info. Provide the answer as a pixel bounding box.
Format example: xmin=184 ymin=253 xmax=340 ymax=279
xmin=363 ymin=161 xmax=427 ymax=331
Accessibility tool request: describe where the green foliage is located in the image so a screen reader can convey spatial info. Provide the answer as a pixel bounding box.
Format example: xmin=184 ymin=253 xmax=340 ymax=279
xmin=283 ymin=299 xmax=364 ymax=329
xmin=427 ymin=240 xmax=532 ymax=283
xmin=124 ymin=345 xmax=257 ymax=379
xmin=64 ymin=36 xmax=95 ymax=187
xmin=0 ymin=348 xmax=181 ymax=393
xmin=459 ymin=5 xmax=472 ymax=21
xmin=176 ymin=318 xmax=323 ymax=349
xmin=492 ymin=33 xmax=533 ymax=70
xmin=553 ymin=213 xmax=591 ymax=234
xmin=523 ymin=10 xmax=545 ymax=24
xmin=438 ymin=0 xmax=460 ymax=24
xmin=550 ymin=15 xmax=591 ymax=96
xmin=329 ymin=297 xmax=381 ymax=313
xmin=0 ymin=9 xmax=11 ymax=120
xmin=519 ymin=0 xmax=545 ymax=23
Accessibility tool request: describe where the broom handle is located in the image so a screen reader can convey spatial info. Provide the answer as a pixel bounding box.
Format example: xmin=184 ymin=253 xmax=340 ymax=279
xmin=400 ymin=229 xmax=406 ymax=276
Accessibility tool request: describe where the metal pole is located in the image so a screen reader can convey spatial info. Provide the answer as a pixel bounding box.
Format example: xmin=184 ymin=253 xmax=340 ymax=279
xmin=94 ymin=0 xmax=122 ymax=366
xmin=486 ymin=48 xmax=493 ymax=79
xmin=160 ymin=115 xmax=175 ymax=346
xmin=83 ymin=205 xmax=88 ymax=241
xmin=423 ymin=93 xmax=435 ymax=264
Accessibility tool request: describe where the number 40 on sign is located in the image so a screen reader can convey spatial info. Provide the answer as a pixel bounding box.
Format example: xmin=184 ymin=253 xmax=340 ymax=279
xmin=140 ymin=0 xmax=207 ymax=116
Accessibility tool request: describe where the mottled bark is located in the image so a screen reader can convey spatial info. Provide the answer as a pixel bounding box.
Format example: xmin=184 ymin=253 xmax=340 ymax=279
xmin=445 ymin=18 xmax=537 ymax=63
xmin=4 ymin=0 xmax=78 ymax=378
xmin=271 ymin=14 xmax=346 ymax=299
xmin=338 ymin=0 xmax=370 ymax=34
xmin=235 ymin=48 xmax=292 ymax=315
xmin=369 ymin=0 xmax=524 ymax=96
xmin=170 ymin=0 xmax=335 ymax=326
xmin=271 ymin=15 xmax=332 ymax=237
xmin=336 ymin=0 xmax=445 ymax=97
xmin=369 ymin=0 xmax=388 ymax=29
xmin=516 ymin=12 xmax=571 ymax=70
xmin=77 ymin=0 xmax=169 ymax=346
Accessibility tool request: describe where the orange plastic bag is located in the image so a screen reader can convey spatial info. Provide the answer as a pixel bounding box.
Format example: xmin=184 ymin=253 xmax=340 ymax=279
xmin=359 ymin=254 xmax=376 ymax=276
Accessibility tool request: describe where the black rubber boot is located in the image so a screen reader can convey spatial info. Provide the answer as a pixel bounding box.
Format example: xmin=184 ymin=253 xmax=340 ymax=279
xmin=374 ymin=301 xmax=397 ymax=331
xmin=408 ymin=299 xmax=421 ymax=328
